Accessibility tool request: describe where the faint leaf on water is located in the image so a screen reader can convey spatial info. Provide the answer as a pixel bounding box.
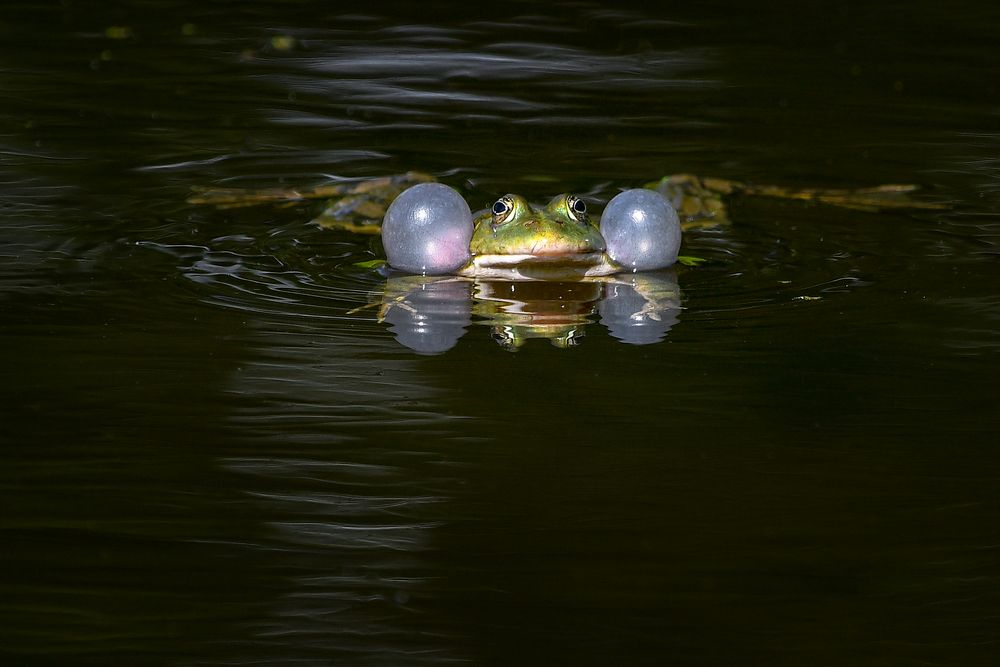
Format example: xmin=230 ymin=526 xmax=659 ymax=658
xmin=677 ymin=255 xmax=707 ymax=267
xmin=270 ymin=35 xmax=297 ymax=51
xmin=104 ymin=26 xmax=133 ymax=39
xmin=355 ymin=259 xmax=387 ymax=269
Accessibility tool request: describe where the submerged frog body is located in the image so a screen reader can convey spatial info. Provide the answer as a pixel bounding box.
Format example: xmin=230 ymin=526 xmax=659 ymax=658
xmin=191 ymin=170 xmax=942 ymax=279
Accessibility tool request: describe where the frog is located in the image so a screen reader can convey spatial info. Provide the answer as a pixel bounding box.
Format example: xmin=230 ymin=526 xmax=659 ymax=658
xmin=362 ymin=186 xmax=682 ymax=350
xmin=189 ymin=171 xmax=944 ymax=349
xmin=192 ymin=170 xmax=688 ymax=274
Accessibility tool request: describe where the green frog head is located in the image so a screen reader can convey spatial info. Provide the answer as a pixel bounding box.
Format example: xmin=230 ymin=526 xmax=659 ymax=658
xmin=471 ymin=194 xmax=606 ymax=256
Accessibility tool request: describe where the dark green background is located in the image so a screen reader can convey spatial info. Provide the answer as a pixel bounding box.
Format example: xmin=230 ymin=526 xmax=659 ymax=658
xmin=2 ymin=1 xmax=998 ymax=664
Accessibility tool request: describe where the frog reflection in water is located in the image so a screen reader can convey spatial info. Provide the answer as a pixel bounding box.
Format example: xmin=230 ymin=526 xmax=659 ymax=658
xmin=376 ymin=270 xmax=682 ymax=352
xmin=190 ymin=172 xmax=943 ymax=350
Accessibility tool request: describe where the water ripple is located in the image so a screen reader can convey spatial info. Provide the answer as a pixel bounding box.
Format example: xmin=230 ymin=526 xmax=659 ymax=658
xmin=218 ymin=450 xmax=471 ymax=662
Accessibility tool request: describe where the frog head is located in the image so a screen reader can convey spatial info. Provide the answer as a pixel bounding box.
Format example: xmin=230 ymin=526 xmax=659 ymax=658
xmin=471 ymin=194 xmax=606 ymax=256
xmin=461 ymin=194 xmax=617 ymax=279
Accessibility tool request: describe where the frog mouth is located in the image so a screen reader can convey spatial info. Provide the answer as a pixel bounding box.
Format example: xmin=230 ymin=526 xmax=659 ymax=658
xmin=475 ymin=252 xmax=604 ymax=265
xmin=459 ymin=251 xmax=620 ymax=280
xmin=524 ymin=244 xmax=596 ymax=256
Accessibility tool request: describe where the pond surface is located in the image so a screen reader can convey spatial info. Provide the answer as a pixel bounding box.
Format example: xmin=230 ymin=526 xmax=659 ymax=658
xmin=3 ymin=1 xmax=999 ymax=664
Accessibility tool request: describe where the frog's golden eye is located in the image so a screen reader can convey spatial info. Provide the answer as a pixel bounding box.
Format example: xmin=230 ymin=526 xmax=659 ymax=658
xmin=567 ymin=195 xmax=588 ymax=222
xmin=492 ymin=196 xmax=515 ymax=224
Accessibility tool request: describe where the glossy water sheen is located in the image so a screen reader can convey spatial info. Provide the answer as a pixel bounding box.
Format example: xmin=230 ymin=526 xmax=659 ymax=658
xmin=2 ymin=2 xmax=999 ymax=664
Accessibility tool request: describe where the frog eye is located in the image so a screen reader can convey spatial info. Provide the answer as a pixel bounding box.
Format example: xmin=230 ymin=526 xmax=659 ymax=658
xmin=567 ymin=196 xmax=588 ymax=222
xmin=492 ymin=196 xmax=515 ymax=224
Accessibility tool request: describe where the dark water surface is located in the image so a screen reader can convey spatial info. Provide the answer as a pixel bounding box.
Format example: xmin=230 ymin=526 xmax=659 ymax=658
xmin=3 ymin=1 xmax=999 ymax=664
